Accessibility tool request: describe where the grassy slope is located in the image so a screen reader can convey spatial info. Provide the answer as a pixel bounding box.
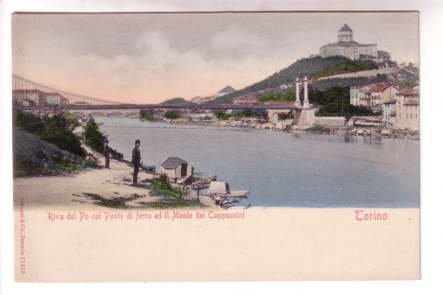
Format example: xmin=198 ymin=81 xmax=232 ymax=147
xmin=213 ymin=56 xmax=388 ymax=104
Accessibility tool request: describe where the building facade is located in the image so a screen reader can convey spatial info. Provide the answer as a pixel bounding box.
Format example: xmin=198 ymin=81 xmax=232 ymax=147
xmin=45 ymin=93 xmax=69 ymax=106
xmin=381 ymin=99 xmax=396 ymax=127
xmin=319 ymin=24 xmax=378 ymax=60
xmin=350 ymin=82 xmax=398 ymax=109
xmin=13 ymin=89 xmax=69 ymax=106
xmin=395 ymin=89 xmax=419 ymax=130
xmin=365 ymin=82 xmax=399 ymax=107
xmin=350 ymin=85 xmax=371 ymax=106
xmin=13 ymin=89 xmax=47 ymax=106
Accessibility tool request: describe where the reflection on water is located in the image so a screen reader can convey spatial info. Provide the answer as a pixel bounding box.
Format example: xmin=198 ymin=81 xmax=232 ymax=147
xmin=96 ymin=117 xmax=420 ymax=208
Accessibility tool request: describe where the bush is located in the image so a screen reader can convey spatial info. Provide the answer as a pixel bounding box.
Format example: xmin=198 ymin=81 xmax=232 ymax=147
xmin=214 ymin=111 xmax=232 ymax=120
xmin=84 ymin=117 xmax=105 ymax=152
xmin=232 ymin=109 xmax=266 ymax=118
xmin=164 ymin=110 xmax=181 ymax=120
xmin=140 ymin=109 xmax=155 ymax=121
xmin=14 ymin=111 xmax=44 ymax=133
xmin=151 ymin=175 xmax=182 ymax=199
xmin=258 ymin=90 xmax=295 ymax=104
xmin=14 ymin=111 xmax=85 ymax=157
xmin=38 ymin=115 xmax=85 ymax=156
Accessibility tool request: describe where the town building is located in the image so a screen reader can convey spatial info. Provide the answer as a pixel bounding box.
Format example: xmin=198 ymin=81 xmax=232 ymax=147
xmin=319 ymin=24 xmax=391 ymax=63
xmin=13 ymin=89 xmax=47 ymax=106
xmin=381 ymin=99 xmax=397 ymax=127
xmin=45 ymin=93 xmax=69 ymax=106
xmin=13 ymin=89 xmax=69 ymax=106
xmin=350 ymin=85 xmax=371 ymax=106
xmin=395 ymin=89 xmax=419 ymax=130
xmin=350 ymin=82 xmax=398 ymax=109
xmin=160 ymin=157 xmax=194 ymax=183
xmin=365 ymin=82 xmax=399 ymax=107
xmin=233 ymin=95 xmax=258 ymax=105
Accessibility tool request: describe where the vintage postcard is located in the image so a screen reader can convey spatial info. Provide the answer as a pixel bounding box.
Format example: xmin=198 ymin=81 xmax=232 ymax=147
xmin=12 ymin=12 xmax=420 ymax=281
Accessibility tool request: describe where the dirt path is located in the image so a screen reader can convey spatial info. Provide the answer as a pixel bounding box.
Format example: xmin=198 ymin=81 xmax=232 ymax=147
xmin=14 ymin=156 xmax=159 ymax=209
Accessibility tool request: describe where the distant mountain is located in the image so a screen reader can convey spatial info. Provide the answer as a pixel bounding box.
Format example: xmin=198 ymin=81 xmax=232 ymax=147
xmin=190 ymin=85 xmax=237 ymax=104
xmin=161 ymin=97 xmax=195 ymax=105
xmin=216 ymin=85 xmax=236 ymax=97
xmin=213 ymin=56 xmax=382 ymax=103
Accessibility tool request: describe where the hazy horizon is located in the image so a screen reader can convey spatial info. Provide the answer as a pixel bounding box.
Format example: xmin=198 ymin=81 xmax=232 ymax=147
xmin=12 ymin=12 xmax=419 ymax=103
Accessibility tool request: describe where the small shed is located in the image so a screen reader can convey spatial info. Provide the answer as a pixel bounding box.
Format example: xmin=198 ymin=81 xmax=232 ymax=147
xmin=160 ymin=156 xmax=193 ymax=181
xmin=208 ymin=181 xmax=231 ymax=195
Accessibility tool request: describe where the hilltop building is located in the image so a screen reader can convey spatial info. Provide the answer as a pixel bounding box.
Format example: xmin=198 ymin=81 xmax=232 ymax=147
xmin=319 ymin=24 xmax=390 ymax=63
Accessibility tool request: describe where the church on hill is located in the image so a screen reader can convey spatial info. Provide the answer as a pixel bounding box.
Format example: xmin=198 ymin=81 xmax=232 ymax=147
xmin=319 ymin=24 xmax=391 ymax=63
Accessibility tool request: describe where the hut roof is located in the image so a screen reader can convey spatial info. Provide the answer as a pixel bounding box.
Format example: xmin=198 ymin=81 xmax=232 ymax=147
xmin=161 ymin=157 xmax=188 ymax=169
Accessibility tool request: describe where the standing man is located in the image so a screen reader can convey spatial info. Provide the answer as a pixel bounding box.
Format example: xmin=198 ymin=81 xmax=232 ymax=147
xmin=132 ymin=139 xmax=141 ymax=185
xmin=103 ymin=140 xmax=111 ymax=168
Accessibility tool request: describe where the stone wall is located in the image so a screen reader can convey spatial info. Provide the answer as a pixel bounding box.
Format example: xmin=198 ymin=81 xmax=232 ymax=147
xmin=313 ymin=116 xmax=346 ymax=127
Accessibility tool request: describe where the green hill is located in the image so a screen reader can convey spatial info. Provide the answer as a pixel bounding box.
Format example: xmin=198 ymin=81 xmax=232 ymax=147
xmin=161 ymin=97 xmax=195 ymax=105
xmin=213 ymin=56 xmax=381 ymax=104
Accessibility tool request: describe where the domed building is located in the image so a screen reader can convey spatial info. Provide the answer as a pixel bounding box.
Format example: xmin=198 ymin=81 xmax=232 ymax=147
xmin=319 ymin=24 xmax=384 ymax=61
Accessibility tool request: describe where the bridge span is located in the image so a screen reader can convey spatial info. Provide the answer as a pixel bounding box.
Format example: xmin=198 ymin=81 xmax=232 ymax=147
xmin=13 ymin=103 xmax=302 ymax=111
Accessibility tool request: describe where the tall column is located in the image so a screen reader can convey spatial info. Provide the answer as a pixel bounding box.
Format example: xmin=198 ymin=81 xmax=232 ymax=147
xmin=303 ymin=76 xmax=310 ymax=108
xmin=294 ymin=77 xmax=300 ymax=106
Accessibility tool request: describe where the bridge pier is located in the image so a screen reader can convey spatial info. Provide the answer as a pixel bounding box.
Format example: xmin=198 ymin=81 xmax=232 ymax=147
xmin=292 ymin=76 xmax=315 ymax=128
xmin=293 ymin=108 xmax=316 ymax=128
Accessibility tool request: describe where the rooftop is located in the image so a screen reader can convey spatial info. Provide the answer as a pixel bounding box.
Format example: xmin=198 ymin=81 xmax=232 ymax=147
xmin=161 ymin=156 xmax=188 ymax=169
xmin=339 ymin=24 xmax=353 ymax=32
xmin=398 ymin=89 xmax=419 ymax=96
xmin=367 ymin=82 xmax=394 ymax=93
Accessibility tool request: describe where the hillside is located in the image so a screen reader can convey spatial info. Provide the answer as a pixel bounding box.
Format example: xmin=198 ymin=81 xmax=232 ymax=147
xmin=312 ymin=75 xmax=389 ymax=91
xmin=213 ymin=56 xmax=359 ymax=103
xmin=161 ymin=97 xmax=195 ymax=105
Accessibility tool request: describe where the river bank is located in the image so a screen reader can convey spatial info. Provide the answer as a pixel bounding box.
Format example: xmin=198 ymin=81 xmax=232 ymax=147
xmin=141 ymin=116 xmax=420 ymax=140
xmin=13 ymin=152 xmax=211 ymax=210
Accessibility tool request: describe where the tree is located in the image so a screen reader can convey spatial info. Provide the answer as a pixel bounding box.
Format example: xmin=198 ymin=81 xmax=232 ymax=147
xmin=84 ymin=117 xmax=105 ymax=152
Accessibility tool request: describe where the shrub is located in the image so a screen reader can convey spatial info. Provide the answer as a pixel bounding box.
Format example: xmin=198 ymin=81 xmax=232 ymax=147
xmin=140 ymin=109 xmax=155 ymax=121
xmin=214 ymin=111 xmax=232 ymax=120
xmin=258 ymin=90 xmax=295 ymax=104
xmin=38 ymin=115 xmax=85 ymax=156
xmin=84 ymin=117 xmax=105 ymax=152
xmin=14 ymin=111 xmax=44 ymax=133
xmin=151 ymin=175 xmax=182 ymax=199
xmin=14 ymin=111 xmax=85 ymax=157
xmin=164 ymin=110 xmax=181 ymax=120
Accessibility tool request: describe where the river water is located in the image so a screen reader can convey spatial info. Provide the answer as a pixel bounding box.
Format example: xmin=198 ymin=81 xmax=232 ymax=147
xmin=95 ymin=116 xmax=420 ymax=208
